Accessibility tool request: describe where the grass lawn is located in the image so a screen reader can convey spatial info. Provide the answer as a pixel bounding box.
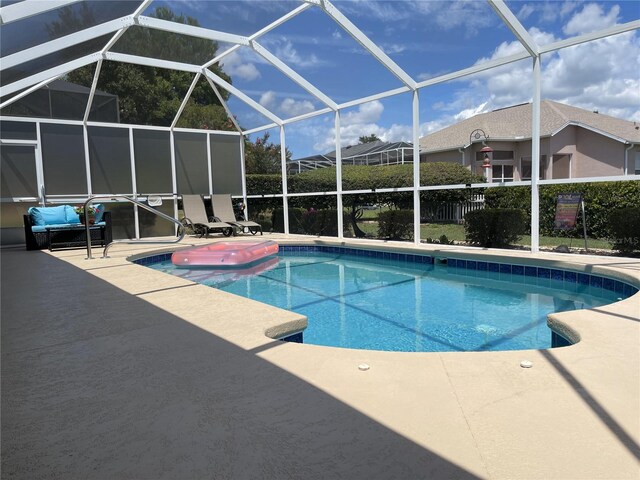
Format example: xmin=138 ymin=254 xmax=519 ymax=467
xmin=358 ymin=221 xmax=613 ymax=250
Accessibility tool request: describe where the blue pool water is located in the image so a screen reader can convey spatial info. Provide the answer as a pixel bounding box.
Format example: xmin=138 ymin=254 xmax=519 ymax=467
xmin=143 ymin=249 xmax=634 ymax=352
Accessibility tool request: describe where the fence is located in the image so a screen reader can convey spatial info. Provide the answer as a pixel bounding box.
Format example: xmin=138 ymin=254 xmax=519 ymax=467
xmin=422 ymin=194 xmax=485 ymax=223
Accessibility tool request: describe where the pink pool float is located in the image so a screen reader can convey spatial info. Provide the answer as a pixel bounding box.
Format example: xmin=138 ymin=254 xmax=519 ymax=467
xmin=171 ymin=240 xmax=279 ymax=268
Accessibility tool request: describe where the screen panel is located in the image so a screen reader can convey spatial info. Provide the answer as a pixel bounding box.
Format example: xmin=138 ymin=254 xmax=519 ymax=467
xmin=210 ymin=133 xmax=242 ymax=195
xmin=174 ymin=131 xmax=208 ymax=194
xmin=0 ymin=145 xmax=37 ymax=198
xmin=138 ymin=200 xmax=175 ymax=238
xmin=40 ymin=123 xmax=87 ymax=195
xmin=0 ymin=121 xmax=37 ymax=140
xmin=87 ymin=126 xmax=132 ymax=194
xmin=133 ymin=129 xmax=172 ymax=194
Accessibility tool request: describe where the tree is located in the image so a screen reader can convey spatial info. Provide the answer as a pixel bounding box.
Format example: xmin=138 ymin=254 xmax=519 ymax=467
xmin=54 ymin=6 xmax=233 ymax=129
xmin=358 ymin=134 xmax=380 ymax=144
xmin=244 ymin=132 xmax=291 ymax=174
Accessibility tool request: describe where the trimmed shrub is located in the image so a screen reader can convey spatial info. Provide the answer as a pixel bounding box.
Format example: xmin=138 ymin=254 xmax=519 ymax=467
xmin=464 ymin=208 xmax=527 ymax=247
xmin=377 ymin=210 xmax=413 ymax=240
xmin=484 ymin=181 xmax=640 ymax=239
xmin=245 ymin=173 xmax=281 ymax=195
xmin=272 ymin=208 xmax=350 ymax=237
xmin=247 ymin=162 xmax=484 ymax=213
xmin=608 ymin=207 xmax=640 ymax=253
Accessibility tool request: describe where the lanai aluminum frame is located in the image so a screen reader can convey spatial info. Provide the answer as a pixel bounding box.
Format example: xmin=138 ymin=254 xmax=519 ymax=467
xmin=1 ymin=0 xmax=639 ymax=251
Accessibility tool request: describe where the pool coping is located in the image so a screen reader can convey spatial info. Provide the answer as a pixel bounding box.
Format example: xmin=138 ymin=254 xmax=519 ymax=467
xmin=129 ymin=237 xmax=640 ymax=349
xmin=4 ymin=234 xmax=639 ymax=479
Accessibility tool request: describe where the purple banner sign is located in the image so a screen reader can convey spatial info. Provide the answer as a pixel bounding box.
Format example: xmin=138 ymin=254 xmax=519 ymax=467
xmin=554 ymin=193 xmax=582 ymax=230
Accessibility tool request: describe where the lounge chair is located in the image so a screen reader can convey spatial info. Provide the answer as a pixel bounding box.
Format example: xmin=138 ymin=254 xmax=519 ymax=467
xmin=180 ymin=195 xmax=234 ymax=238
xmin=211 ymin=194 xmax=263 ymax=235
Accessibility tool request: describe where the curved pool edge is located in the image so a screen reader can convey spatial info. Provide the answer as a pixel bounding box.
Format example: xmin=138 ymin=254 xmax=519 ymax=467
xmin=129 ymin=237 xmax=640 ymax=354
xmin=30 ymin=236 xmax=640 ymax=478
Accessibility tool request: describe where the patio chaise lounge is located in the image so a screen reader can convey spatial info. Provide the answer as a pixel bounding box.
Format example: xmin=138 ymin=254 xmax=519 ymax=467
xmin=211 ymin=194 xmax=263 ymax=235
xmin=180 ymin=195 xmax=234 ymax=238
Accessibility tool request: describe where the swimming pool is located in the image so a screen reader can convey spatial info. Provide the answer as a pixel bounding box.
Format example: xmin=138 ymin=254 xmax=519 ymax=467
xmin=139 ymin=246 xmax=637 ymax=353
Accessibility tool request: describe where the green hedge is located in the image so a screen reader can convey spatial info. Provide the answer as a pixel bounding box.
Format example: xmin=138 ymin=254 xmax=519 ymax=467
xmin=246 ymin=162 xmax=484 ymax=212
xmin=464 ymin=208 xmax=527 ymax=247
xmin=484 ymin=181 xmax=640 ymax=239
xmin=608 ymin=207 xmax=640 ymax=253
xmin=377 ymin=210 xmax=414 ymax=240
xmin=272 ymin=208 xmax=350 ymax=237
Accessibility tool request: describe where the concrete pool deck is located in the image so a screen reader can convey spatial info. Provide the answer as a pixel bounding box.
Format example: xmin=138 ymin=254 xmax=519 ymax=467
xmin=2 ymin=234 xmax=639 ymax=479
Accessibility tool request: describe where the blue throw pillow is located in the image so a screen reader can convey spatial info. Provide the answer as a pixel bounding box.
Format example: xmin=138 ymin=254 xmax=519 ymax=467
xmin=65 ymin=205 xmax=81 ymax=224
xmin=94 ymin=204 xmax=105 ymax=223
xmin=29 ymin=205 xmax=67 ymax=226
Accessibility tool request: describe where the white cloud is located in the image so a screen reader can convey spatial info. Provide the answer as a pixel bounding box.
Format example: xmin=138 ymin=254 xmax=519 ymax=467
xmin=280 ymin=98 xmax=315 ymax=117
xmin=222 ymin=52 xmax=261 ymax=81
xmin=340 ymin=0 xmax=496 ymax=36
xmin=259 ymin=90 xmax=315 ymax=117
xmin=343 ymin=100 xmax=384 ymax=125
xmin=563 ymin=3 xmax=620 ymax=36
xmin=259 ymin=91 xmax=277 ymax=110
xmin=517 ymin=4 xmax=536 ymax=20
xmin=274 ymin=39 xmax=324 ymax=69
xmin=306 ymin=101 xmax=422 ymax=153
xmin=438 ymin=9 xmax=640 ymax=122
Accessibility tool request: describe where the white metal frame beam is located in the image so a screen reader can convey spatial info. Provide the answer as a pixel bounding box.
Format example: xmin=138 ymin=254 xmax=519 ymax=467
xmin=171 ymin=73 xmax=201 ymax=130
xmin=251 ymin=41 xmax=338 ymax=111
xmin=202 ymin=3 xmax=313 ymax=70
xmin=0 ymin=0 xmax=82 ymax=25
xmin=317 ymin=0 xmax=417 ymax=90
xmin=1 ymin=16 xmax=135 ymax=72
xmin=489 ymin=0 xmax=539 ymax=56
xmin=539 ymin=19 xmax=640 ymax=54
xmin=202 ymin=69 xmax=283 ymax=126
xmin=103 ymin=52 xmax=201 ymax=73
xmin=416 ymin=50 xmax=531 ymax=89
xmin=137 ymin=15 xmax=249 ymax=46
xmin=0 ymin=53 xmax=102 ymax=98
xmin=204 ymin=76 xmax=242 ymax=133
xmin=83 ymin=0 xmax=153 ymax=124
xmin=0 ymin=76 xmax=57 ymax=110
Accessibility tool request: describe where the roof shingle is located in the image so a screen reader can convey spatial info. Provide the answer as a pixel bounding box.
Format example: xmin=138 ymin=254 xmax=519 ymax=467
xmin=420 ymin=100 xmax=640 ymax=152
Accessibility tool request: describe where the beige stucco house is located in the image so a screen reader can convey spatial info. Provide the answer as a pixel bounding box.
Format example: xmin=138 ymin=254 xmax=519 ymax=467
xmin=419 ymin=100 xmax=640 ymax=182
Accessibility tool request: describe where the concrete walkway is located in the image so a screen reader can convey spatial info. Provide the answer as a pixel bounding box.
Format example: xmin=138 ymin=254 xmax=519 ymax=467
xmin=2 ymin=236 xmax=639 ymax=479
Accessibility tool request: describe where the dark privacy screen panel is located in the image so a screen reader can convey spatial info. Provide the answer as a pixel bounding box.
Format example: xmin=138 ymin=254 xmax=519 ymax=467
xmin=87 ymin=126 xmax=132 ymax=194
xmin=1 ymin=145 xmax=37 ymax=198
xmin=211 ymin=134 xmax=242 ymax=195
xmin=174 ymin=132 xmax=208 ymax=195
xmin=133 ymin=129 xmax=172 ymax=194
xmin=41 ymin=123 xmax=87 ymax=195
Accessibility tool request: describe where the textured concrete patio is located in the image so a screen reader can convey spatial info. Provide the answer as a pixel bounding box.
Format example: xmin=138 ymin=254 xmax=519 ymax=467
xmin=2 ymin=235 xmax=639 ymax=479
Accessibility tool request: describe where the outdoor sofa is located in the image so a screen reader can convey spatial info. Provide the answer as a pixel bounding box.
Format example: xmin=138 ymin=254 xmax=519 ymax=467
xmin=24 ymin=204 xmax=112 ymax=251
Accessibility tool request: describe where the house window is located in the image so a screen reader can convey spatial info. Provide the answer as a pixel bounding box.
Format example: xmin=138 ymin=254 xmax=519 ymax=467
xmin=635 ymin=152 xmax=640 ymax=175
xmin=492 ymin=164 xmax=514 ymax=183
xmin=521 ymin=156 xmax=547 ymax=181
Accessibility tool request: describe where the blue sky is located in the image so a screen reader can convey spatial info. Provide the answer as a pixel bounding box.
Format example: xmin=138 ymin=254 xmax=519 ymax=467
xmin=151 ymin=0 xmax=640 ymax=159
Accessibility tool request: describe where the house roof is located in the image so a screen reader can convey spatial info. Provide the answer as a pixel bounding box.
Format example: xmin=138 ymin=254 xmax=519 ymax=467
xmin=292 ymin=140 xmax=413 ymax=163
xmin=419 ymin=100 xmax=640 ymax=153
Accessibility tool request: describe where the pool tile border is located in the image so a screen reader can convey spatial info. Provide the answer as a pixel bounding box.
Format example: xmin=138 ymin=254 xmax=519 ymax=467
xmin=133 ymin=245 xmax=638 ymax=298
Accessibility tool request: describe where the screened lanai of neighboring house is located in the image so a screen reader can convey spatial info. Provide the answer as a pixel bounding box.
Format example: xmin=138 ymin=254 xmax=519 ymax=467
xmin=1 ymin=0 xmax=639 ymax=252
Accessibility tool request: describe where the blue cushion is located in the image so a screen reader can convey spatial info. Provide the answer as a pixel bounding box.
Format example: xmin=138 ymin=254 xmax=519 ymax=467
xmin=94 ymin=204 xmax=105 ymax=223
xmin=28 ymin=206 xmax=67 ymax=226
xmin=65 ymin=205 xmax=81 ymax=224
